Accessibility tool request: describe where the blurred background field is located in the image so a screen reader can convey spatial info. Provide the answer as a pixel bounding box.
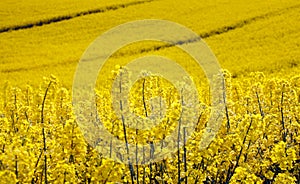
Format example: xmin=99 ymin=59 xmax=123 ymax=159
xmin=0 ymin=0 xmax=300 ymax=87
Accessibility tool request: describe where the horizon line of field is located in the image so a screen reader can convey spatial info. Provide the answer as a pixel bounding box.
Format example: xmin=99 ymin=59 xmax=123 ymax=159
xmin=0 ymin=0 xmax=154 ymax=34
xmin=1 ymin=3 xmax=300 ymax=74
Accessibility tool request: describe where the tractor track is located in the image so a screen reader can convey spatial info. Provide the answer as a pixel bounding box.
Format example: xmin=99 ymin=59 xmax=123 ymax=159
xmin=0 ymin=0 xmax=154 ymax=34
xmin=80 ymin=3 xmax=300 ymax=61
xmin=117 ymin=3 xmax=300 ymax=57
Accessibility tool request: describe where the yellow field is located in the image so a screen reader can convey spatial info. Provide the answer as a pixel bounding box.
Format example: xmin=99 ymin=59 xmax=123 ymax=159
xmin=0 ymin=0 xmax=299 ymax=183
xmin=1 ymin=0 xmax=300 ymax=86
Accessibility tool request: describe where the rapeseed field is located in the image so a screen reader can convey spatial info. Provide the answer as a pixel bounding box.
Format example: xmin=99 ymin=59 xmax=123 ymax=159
xmin=0 ymin=0 xmax=299 ymax=183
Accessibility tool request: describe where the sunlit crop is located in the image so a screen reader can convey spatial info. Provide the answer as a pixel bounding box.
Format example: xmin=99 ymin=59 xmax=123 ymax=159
xmin=0 ymin=70 xmax=299 ymax=183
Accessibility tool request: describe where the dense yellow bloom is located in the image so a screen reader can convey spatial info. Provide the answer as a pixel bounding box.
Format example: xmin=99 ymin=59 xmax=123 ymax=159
xmin=0 ymin=71 xmax=299 ymax=183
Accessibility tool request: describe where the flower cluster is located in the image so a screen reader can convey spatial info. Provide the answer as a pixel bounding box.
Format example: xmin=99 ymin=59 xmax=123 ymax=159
xmin=0 ymin=70 xmax=299 ymax=183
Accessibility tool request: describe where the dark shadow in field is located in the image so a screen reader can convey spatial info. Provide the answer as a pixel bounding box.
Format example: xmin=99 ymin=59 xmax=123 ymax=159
xmin=115 ymin=3 xmax=300 ymax=57
xmin=0 ymin=0 xmax=154 ymax=33
xmin=78 ymin=3 xmax=300 ymax=61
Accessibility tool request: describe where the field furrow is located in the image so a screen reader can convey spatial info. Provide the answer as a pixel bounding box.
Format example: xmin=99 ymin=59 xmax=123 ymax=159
xmin=0 ymin=0 xmax=155 ymax=33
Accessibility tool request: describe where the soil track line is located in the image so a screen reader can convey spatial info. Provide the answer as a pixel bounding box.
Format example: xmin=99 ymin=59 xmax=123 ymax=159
xmin=115 ymin=3 xmax=300 ymax=57
xmin=0 ymin=0 xmax=154 ymax=34
xmin=80 ymin=3 xmax=300 ymax=60
xmin=1 ymin=3 xmax=300 ymax=73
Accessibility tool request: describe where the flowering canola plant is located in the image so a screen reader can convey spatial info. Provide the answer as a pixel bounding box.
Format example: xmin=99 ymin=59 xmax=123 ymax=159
xmin=0 ymin=69 xmax=299 ymax=183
